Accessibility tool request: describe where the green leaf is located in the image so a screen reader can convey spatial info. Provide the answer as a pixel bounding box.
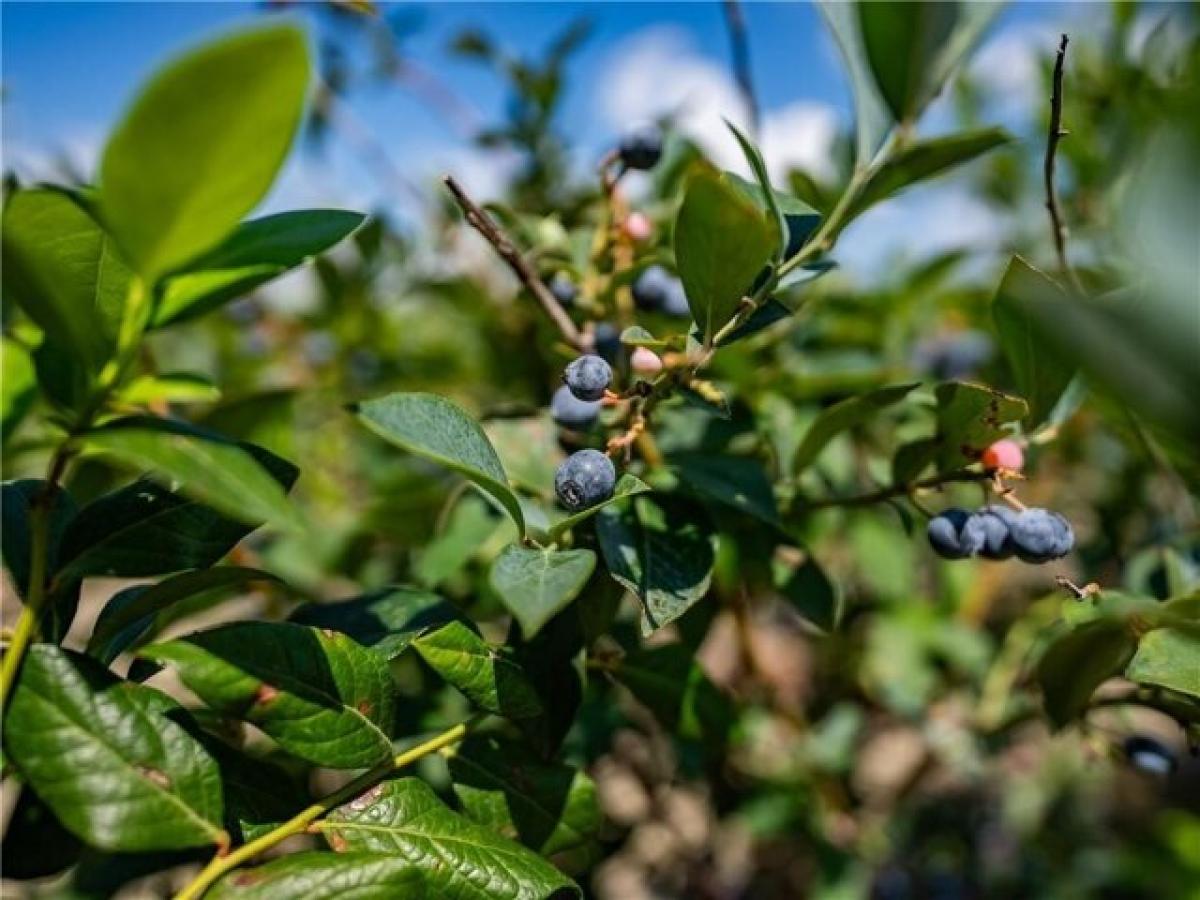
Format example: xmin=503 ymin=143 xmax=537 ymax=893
xmin=714 ymin=297 xmax=794 ymax=347
xmin=4 ymin=645 xmax=224 ymax=851
xmin=205 ymin=741 xmax=308 ymax=844
xmin=848 ymin=127 xmax=1012 ymax=220
xmin=56 ymin=447 xmax=297 ymax=582
xmin=675 ymin=167 xmax=779 ymax=342
xmin=353 ymin=392 xmax=525 ymax=536
xmin=448 ymin=737 xmax=601 ymax=871
xmin=726 ymin=121 xmax=787 ymax=260
xmin=610 ymin=644 xmax=733 ymax=744
xmin=1 ymin=337 xmax=37 ymax=442
xmin=775 ymin=551 xmax=840 ymax=632
xmin=668 ymin=454 xmax=779 ymax=526
xmin=100 ymin=25 xmax=310 ymax=278
xmin=142 ymin=622 xmax=396 ymax=769
xmin=323 ymin=777 xmax=581 ymax=900
xmin=547 ymin=473 xmax=651 ymax=539
xmin=891 ymin=437 xmax=938 ymax=485
xmin=412 ymin=621 xmax=544 ymax=720
xmin=1126 ymin=626 xmax=1200 ymax=700
xmin=490 ymin=544 xmax=596 ymax=640
xmin=289 ymin=586 xmax=461 ymax=660
xmin=154 ymin=210 xmax=365 ymax=326
xmin=415 ymin=494 xmax=503 ymax=588
xmin=991 ymin=256 xmax=1078 ymax=430
xmin=209 ymin=852 xmax=425 ymax=900
xmin=1036 ymin=619 xmax=1137 ymax=728
xmin=87 ymin=567 xmax=279 ymax=664
xmin=724 ymin=172 xmax=821 ymax=261
xmin=118 ymin=372 xmax=221 ymax=406
xmin=1 ymin=188 xmax=132 ymax=370
xmin=817 ymin=0 xmax=894 ymax=163
xmin=83 ymin=417 xmax=300 ymax=534
xmin=933 ymin=382 xmax=1027 ymax=471
xmin=793 ymin=383 xmax=919 ymax=474
xmin=596 ymin=495 xmax=717 ymax=636
xmin=858 ymin=1 xmax=959 ymax=123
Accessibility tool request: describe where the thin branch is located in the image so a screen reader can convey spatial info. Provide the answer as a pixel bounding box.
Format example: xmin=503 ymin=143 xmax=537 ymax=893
xmin=796 ymin=468 xmax=991 ymax=512
xmin=722 ymin=0 xmax=760 ymax=137
xmin=1044 ymin=34 xmax=1084 ymax=293
xmin=442 ymin=175 xmax=588 ymax=352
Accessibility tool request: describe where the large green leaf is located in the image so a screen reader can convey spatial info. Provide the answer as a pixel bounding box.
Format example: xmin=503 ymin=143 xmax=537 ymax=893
xmin=667 ymin=454 xmax=779 ymax=526
xmin=4 ymin=645 xmax=224 ymax=851
xmin=991 ymin=257 xmax=1078 ymax=430
xmin=610 ymin=644 xmax=733 ymax=744
xmin=412 ymin=621 xmax=543 ymax=720
xmin=2 ymin=479 xmax=80 ymax=640
xmin=675 ymin=167 xmax=779 ymax=342
xmin=547 ymin=474 xmax=651 ymax=540
xmin=322 ymin=777 xmax=581 ymax=900
xmin=932 ymin=382 xmax=1027 ymax=471
xmin=848 ymin=127 xmax=1012 ymax=221
xmin=596 ymin=495 xmax=717 ymax=636
xmin=87 ymin=567 xmax=279 ymax=664
xmin=490 ymin=544 xmax=596 ymax=640
xmin=1126 ymin=626 xmax=1200 ymax=700
xmin=724 ymin=172 xmax=821 ymax=261
xmin=209 ymin=852 xmax=424 ymax=900
xmin=2 ymin=337 xmax=37 ymax=442
xmin=816 ymin=0 xmax=894 ymax=163
xmin=142 ymin=622 xmax=396 ymax=769
xmin=353 ymin=392 xmax=525 ymax=536
xmin=55 ymin=446 xmax=297 ymax=582
xmin=857 ymin=2 xmax=959 ymax=123
xmin=99 ymin=25 xmax=310 ymax=278
xmin=793 ymin=383 xmax=919 ymax=474
xmin=83 ymin=417 xmax=300 ymax=534
xmin=1 ymin=188 xmax=131 ymax=370
xmin=289 ymin=586 xmax=461 ymax=660
xmin=154 ymin=210 xmax=365 ymax=326
xmin=448 ymin=737 xmax=601 ymax=871
xmin=1036 ymin=619 xmax=1137 ymax=729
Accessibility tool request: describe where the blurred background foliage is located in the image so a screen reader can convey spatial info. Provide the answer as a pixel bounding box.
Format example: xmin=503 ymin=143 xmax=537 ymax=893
xmin=3 ymin=2 xmax=1199 ymax=898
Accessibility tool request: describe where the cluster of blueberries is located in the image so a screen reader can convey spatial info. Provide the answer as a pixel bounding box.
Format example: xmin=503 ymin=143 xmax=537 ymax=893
xmin=927 ymin=505 xmax=1074 ymax=563
xmin=552 ymin=355 xmax=618 ymax=511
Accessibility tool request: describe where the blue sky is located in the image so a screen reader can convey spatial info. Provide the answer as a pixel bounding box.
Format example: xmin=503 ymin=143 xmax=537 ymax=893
xmin=2 ymin=1 xmax=1104 ymax=272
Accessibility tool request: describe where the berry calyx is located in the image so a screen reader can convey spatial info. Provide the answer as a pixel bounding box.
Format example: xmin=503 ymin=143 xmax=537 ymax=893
xmin=563 ymin=354 xmax=612 ymax=401
xmin=554 ymin=448 xmax=617 ymax=511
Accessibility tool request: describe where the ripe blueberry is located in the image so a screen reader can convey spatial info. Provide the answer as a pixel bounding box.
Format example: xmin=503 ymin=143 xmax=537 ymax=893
xmin=563 ymin=354 xmax=612 ymax=401
xmin=911 ymin=330 xmax=994 ymax=380
xmin=974 ymin=505 xmax=1017 ymax=560
xmin=618 ymin=124 xmax=663 ymax=170
xmin=927 ymin=508 xmax=985 ymax=559
xmin=550 ymin=385 xmax=600 ymax=430
xmin=548 ymin=272 xmax=577 ymax=307
xmin=555 ymin=448 xmax=616 ymax=510
xmin=593 ymin=322 xmax=621 ymax=364
xmin=982 ymin=439 xmax=1024 ymax=472
xmin=1123 ymin=734 xmax=1177 ymax=776
xmin=661 ymin=278 xmax=691 ymax=318
xmin=632 ymin=265 xmax=671 ymax=311
xmin=1009 ymin=508 xmax=1072 ymax=563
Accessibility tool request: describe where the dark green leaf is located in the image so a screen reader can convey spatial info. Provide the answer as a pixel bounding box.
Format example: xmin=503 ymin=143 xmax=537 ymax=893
xmin=142 ymin=622 xmax=396 ymax=769
xmin=991 ymin=256 xmax=1078 ymax=430
xmin=154 ymin=210 xmax=365 ymax=326
xmin=793 ymin=383 xmax=918 ymax=474
xmin=775 ymin=552 xmax=840 ymax=632
xmin=448 ymin=737 xmax=601 ymax=871
xmin=209 ymin=852 xmax=425 ymax=900
xmin=490 ymin=544 xmax=596 ymax=640
xmin=1 ymin=188 xmax=131 ymax=370
xmin=675 ymin=167 xmax=779 ymax=342
xmin=857 ymin=2 xmax=960 ymax=123
xmin=100 ymin=25 xmax=310 ymax=277
xmin=353 ymin=392 xmax=525 ymax=536
xmin=596 ymin=495 xmax=717 ymax=636
xmin=204 ymin=742 xmax=308 ymax=844
xmin=610 ymin=644 xmax=733 ymax=744
xmin=0 ymin=785 xmax=83 ymax=880
xmin=56 ymin=446 xmax=297 ymax=581
xmin=726 ymin=121 xmax=787 ymax=259
xmin=715 ymin=298 xmax=794 ymax=347
xmin=1126 ymin=626 xmax=1200 ymax=700
xmin=669 ymin=454 xmax=779 ymax=526
xmin=87 ymin=567 xmax=279 ymax=665
xmin=2 ymin=479 xmax=79 ymax=641
xmin=289 ymin=586 xmax=461 ymax=660
xmin=725 ymin=172 xmax=821 ymax=261
xmin=817 ymin=0 xmax=894 ymax=163
xmin=933 ymin=382 xmax=1027 ymax=471
xmin=413 ymin=621 xmax=544 ymax=720
xmin=323 ymin=777 xmax=581 ymax=900
xmin=4 ymin=645 xmax=224 ymax=850
xmin=848 ymin=127 xmax=1012 ymax=220
xmin=891 ymin=437 xmax=938 ymax=485
xmin=1037 ymin=619 xmax=1136 ymax=729
xmin=83 ymin=416 xmax=300 ymax=534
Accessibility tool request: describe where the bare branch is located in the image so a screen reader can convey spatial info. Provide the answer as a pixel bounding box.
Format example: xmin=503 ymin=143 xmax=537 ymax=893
xmin=722 ymin=0 xmax=760 ymax=136
xmin=1044 ymin=34 xmax=1084 ymax=293
xmin=442 ymin=175 xmax=588 ymax=352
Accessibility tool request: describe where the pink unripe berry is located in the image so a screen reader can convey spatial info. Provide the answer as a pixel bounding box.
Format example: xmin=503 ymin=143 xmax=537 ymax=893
xmin=623 ymin=212 xmax=653 ymax=242
xmin=631 ymin=347 xmax=663 ymax=375
xmin=982 ymin=438 xmax=1024 ymax=472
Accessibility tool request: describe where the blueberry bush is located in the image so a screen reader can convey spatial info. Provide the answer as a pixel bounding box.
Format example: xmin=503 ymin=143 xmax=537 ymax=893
xmin=2 ymin=3 xmax=1199 ymax=898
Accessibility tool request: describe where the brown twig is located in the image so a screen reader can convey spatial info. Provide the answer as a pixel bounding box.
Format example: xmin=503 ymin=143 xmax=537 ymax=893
xmin=1044 ymin=34 xmax=1083 ymax=293
xmin=722 ymin=0 xmax=760 ymax=136
xmin=442 ymin=175 xmax=588 ymax=352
